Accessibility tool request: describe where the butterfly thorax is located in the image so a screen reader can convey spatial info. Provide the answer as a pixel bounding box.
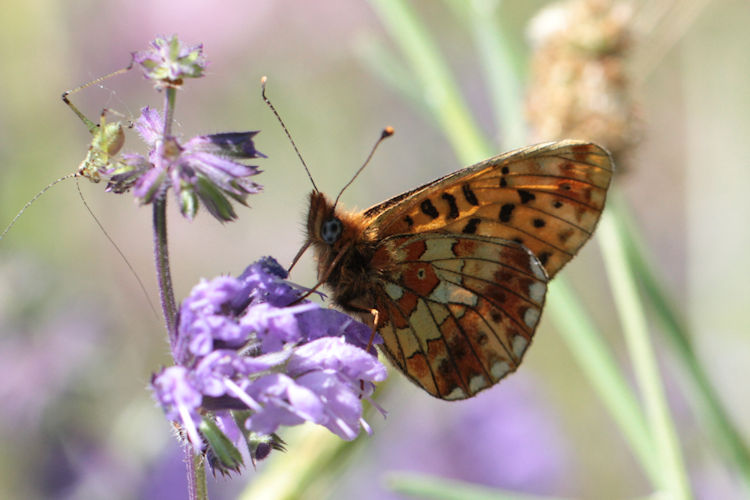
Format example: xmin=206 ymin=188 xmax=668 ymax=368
xmin=306 ymin=191 xmax=384 ymax=311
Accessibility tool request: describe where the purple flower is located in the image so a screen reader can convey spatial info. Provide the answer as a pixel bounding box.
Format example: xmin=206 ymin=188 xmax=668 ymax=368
xmin=133 ymin=35 xmax=206 ymax=87
xmin=125 ymin=107 xmax=264 ymax=221
xmin=150 ymin=257 xmax=386 ymax=470
xmin=151 ymin=366 xmax=203 ymax=447
xmin=236 ymin=257 xmax=300 ymax=307
xmin=289 ymin=337 xmax=387 ymax=439
xmin=173 ymin=276 xmax=248 ymax=363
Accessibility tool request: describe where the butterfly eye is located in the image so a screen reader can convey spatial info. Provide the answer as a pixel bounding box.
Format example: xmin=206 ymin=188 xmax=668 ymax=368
xmin=321 ymin=218 xmax=343 ymax=244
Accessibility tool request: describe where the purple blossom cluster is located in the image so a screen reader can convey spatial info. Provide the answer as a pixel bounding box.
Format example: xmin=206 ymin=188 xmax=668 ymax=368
xmin=108 ymin=107 xmax=264 ymax=220
xmin=151 ymin=257 xmax=387 ymax=469
xmin=133 ymin=35 xmax=207 ymax=86
xmin=102 ymin=35 xmax=265 ymax=222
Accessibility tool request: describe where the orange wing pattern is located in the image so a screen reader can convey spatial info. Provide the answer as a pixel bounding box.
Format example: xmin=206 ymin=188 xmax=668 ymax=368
xmin=370 ymin=233 xmax=548 ymax=399
xmin=366 ymin=140 xmax=613 ymax=278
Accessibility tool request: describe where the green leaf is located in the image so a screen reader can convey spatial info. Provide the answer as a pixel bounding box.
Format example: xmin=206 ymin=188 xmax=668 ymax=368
xmin=200 ymin=416 xmax=244 ymax=474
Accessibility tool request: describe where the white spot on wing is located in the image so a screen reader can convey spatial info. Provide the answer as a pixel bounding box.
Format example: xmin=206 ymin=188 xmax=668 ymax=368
xmin=421 ymin=238 xmax=455 ymax=261
xmin=530 ymin=254 xmax=547 ymax=280
xmin=429 ymin=279 xmax=478 ymax=307
xmin=512 ymin=335 xmax=529 ymax=358
xmin=491 ymin=360 xmax=510 ymax=380
xmin=469 ymin=375 xmax=488 ymax=393
xmin=528 ymin=281 xmax=546 ymax=304
xmin=385 ymin=282 xmax=404 ymax=300
xmin=524 ymin=307 xmax=540 ymax=329
xmin=444 ymin=386 xmax=467 ymax=400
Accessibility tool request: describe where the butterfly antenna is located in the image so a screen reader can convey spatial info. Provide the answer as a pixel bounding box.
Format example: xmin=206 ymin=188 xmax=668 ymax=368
xmin=74 ymin=179 xmax=159 ymax=319
xmin=261 ymin=76 xmax=319 ymax=193
xmin=0 ymin=173 xmax=77 ymax=241
xmin=333 ymin=126 xmax=394 ymax=209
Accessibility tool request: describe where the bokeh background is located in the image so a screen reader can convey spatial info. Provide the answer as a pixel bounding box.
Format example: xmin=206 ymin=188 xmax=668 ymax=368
xmin=0 ymin=0 xmax=748 ymax=499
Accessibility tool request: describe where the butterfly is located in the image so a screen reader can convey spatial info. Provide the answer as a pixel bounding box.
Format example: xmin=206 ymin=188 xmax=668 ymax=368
xmin=302 ymin=139 xmax=614 ymax=400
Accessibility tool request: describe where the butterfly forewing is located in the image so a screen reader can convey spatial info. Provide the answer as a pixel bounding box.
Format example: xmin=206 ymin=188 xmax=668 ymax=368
xmin=366 ymin=140 xmax=613 ymax=278
xmin=371 ymin=233 xmax=548 ymax=399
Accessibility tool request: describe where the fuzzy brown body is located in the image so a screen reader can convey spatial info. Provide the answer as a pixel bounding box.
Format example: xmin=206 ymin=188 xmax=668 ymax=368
xmin=305 ymin=140 xmax=614 ymax=400
xmin=307 ymin=191 xmax=383 ymax=314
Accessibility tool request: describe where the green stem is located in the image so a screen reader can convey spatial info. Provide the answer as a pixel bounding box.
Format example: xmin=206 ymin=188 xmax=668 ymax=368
xmin=154 ymin=87 xmax=179 ymax=345
xmin=546 ymin=278 xmax=660 ymax=485
xmin=184 ymin=443 xmax=198 ymax=499
xmin=610 ymin=192 xmax=750 ymax=493
xmin=151 ymin=85 xmax=206 ymax=499
xmin=449 ymin=0 xmax=527 ymax=149
xmin=368 ymin=0 xmax=492 ymax=165
xmin=599 ymin=209 xmax=691 ymax=499
xmin=164 ymin=86 xmax=176 ymax=136
xmin=152 ymin=197 xmax=176 ymax=343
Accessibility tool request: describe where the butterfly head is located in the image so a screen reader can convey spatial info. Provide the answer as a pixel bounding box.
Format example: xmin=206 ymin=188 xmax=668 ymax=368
xmin=320 ymin=217 xmax=343 ymax=244
xmin=306 ymin=190 xmax=369 ymax=258
xmin=308 ymin=191 xmax=345 ymax=247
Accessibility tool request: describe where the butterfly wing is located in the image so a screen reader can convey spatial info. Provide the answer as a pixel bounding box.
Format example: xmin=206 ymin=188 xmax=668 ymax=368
xmin=356 ymin=141 xmax=612 ymax=398
xmin=369 ymin=232 xmax=548 ymax=399
xmin=364 ymin=140 xmax=613 ymax=278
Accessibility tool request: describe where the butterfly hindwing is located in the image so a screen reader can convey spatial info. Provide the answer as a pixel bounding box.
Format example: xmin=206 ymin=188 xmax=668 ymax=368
xmin=365 ymin=140 xmax=613 ymax=278
xmin=371 ymin=233 xmax=548 ymax=399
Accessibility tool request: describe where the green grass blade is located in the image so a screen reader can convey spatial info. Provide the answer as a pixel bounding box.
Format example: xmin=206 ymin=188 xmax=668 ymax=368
xmin=545 ymin=277 xmax=660 ymax=484
xmin=355 ymin=36 xmax=428 ymax=116
xmin=598 ymin=208 xmax=692 ymax=499
xmin=368 ymin=0 xmax=492 ymax=163
xmin=610 ymin=192 xmax=750 ymax=493
xmin=448 ymin=0 xmax=527 ymax=149
xmin=386 ymin=473 xmax=571 ymax=500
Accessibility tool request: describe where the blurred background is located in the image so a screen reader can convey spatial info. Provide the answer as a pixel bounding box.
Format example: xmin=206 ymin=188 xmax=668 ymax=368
xmin=0 ymin=0 xmax=748 ymax=499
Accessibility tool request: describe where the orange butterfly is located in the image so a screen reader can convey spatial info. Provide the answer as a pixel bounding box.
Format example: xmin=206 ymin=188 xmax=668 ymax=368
xmin=304 ymin=139 xmax=613 ymax=400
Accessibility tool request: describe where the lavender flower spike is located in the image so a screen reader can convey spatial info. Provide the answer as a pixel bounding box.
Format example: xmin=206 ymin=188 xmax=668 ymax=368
xmin=150 ymin=257 xmax=387 ymax=472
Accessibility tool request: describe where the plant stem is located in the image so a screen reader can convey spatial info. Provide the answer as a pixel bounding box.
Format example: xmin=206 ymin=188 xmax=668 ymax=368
xmin=610 ymin=193 xmax=750 ymax=492
xmin=154 ymin=87 xmax=178 ymax=346
xmin=150 ymin=86 xmax=207 ymax=500
xmin=153 ymin=197 xmax=176 ymax=342
xmin=599 ymin=210 xmax=692 ymax=499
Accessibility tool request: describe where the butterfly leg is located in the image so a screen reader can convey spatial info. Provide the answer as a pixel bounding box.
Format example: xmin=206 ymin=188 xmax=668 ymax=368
xmin=341 ymin=305 xmax=381 ymax=397
xmin=364 ymin=308 xmax=380 ymax=352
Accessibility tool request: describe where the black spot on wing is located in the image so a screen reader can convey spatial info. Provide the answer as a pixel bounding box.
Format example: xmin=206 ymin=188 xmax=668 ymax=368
xmin=462 ymin=218 xmax=481 ymax=234
xmin=441 ymin=192 xmax=459 ymax=219
xmin=538 ymin=251 xmax=551 ymax=266
xmin=499 ymin=204 xmax=515 ymax=223
xmin=518 ymin=190 xmax=535 ymax=204
xmin=421 ymin=199 xmax=439 ymax=219
xmin=462 ymin=184 xmax=479 ymax=206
